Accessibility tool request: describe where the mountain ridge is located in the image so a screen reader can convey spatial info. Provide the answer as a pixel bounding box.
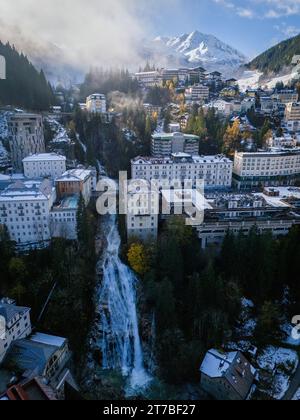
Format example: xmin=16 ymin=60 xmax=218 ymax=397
xmin=142 ymin=30 xmax=247 ymax=76
xmin=247 ymin=33 xmax=300 ymax=75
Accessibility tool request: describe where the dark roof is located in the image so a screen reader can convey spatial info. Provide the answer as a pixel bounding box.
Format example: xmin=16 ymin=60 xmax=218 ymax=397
xmin=0 ymin=304 xmax=30 ymax=324
xmin=4 ymin=339 xmax=59 ymax=376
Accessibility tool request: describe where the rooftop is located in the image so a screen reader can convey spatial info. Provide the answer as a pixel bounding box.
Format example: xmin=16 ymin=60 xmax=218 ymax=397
xmin=0 ymin=179 xmax=54 ymax=202
xmin=56 ymin=168 xmax=92 ymax=183
xmin=152 ymin=132 xmax=199 ymax=140
xmin=0 ymin=299 xmax=30 ymax=324
xmin=23 ymin=153 xmax=66 ymax=163
xmin=4 ymin=333 xmax=67 ymax=377
xmin=132 ymin=154 xmax=232 ymax=165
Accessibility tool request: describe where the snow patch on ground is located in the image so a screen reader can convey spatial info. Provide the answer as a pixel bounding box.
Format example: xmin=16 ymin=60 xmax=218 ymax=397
xmin=238 ymin=69 xmax=299 ymax=92
xmin=45 ymin=118 xmax=71 ymax=144
xmin=282 ymin=323 xmax=300 ymax=347
xmin=258 ymin=347 xmax=298 ymax=372
xmin=257 ymin=347 xmax=299 ymax=400
xmin=237 ymin=71 xmax=263 ymax=92
xmin=264 ymin=72 xmax=299 ymax=89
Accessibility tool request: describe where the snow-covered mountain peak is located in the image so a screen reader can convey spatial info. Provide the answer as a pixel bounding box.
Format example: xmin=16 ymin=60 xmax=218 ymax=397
xmin=146 ymin=30 xmax=247 ymax=76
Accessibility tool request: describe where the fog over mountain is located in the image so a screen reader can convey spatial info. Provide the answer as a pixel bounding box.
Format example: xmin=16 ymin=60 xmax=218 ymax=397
xmin=0 ymin=0 xmax=246 ymax=84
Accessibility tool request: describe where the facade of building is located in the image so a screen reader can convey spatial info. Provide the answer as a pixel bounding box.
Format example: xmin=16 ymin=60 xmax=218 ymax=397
xmin=4 ymin=332 xmax=70 ymax=387
xmin=126 ymin=181 xmax=159 ymax=241
xmin=132 ymin=154 xmax=233 ymax=189
xmin=272 ymin=90 xmax=298 ymax=105
xmin=285 ymin=102 xmax=300 ymax=132
xmin=134 ymin=71 xmax=160 ymax=88
xmin=205 ymin=99 xmax=233 ymax=116
xmin=185 ymin=84 xmax=209 ymax=102
xmin=8 ymin=113 xmax=45 ymax=171
xmin=23 ymin=153 xmax=66 ymax=179
xmin=86 ymin=93 xmax=107 ymax=114
xmin=0 ymin=298 xmax=32 ymax=363
xmin=56 ymin=168 xmax=95 ymax=205
xmin=233 ymin=149 xmax=300 ymax=189
xmin=0 ymin=179 xmax=55 ymax=246
xmin=50 ymin=195 xmax=79 ymax=241
xmin=143 ymin=103 xmax=162 ymax=117
xmin=151 ymin=132 xmax=200 ymax=157
xmin=260 ymin=97 xmax=279 ymax=114
xmin=200 ymin=350 xmax=256 ymax=400
xmin=196 ymin=189 xmax=300 ymax=248
xmin=267 ymin=134 xmax=296 ymax=148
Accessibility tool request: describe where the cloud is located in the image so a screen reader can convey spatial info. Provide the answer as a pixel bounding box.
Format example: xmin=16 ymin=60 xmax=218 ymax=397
xmin=213 ymin=0 xmax=300 ymax=19
xmin=274 ymin=22 xmax=300 ymax=38
xmin=0 ymin=0 xmax=156 ymax=70
xmin=213 ymin=0 xmax=255 ymax=18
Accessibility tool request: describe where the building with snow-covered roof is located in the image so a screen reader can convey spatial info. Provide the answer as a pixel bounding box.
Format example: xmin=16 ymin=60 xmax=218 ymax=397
xmin=151 ymin=132 xmax=200 ymax=157
xmin=0 ymin=298 xmax=32 ymax=363
xmin=131 ymin=153 xmax=233 ymax=189
xmin=200 ymin=349 xmax=256 ymax=400
xmin=23 ymin=153 xmax=66 ymax=179
xmin=56 ymin=168 xmax=95 ymax=205
xmin=0 ymin=179 xmax=56 ymax=246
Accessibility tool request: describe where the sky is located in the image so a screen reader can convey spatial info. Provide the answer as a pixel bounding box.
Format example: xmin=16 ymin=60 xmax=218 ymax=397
xmin=143 ymin=0 xmax=300 ymax=59
xmin=0 ymin=0 xmax=300 ymax=67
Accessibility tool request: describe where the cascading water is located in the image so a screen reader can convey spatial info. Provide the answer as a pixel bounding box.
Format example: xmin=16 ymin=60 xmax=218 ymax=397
xmin=97 ymin=214 xmax=151 ymax=391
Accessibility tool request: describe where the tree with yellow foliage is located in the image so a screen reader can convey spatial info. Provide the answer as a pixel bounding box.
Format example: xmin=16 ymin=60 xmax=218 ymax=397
xmin=127 ymin=243 xmax=149 ymax=276
xmin=223 ymin=119 xmax=241 ymax=154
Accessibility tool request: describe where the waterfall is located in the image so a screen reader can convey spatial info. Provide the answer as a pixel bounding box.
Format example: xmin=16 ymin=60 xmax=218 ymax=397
xmin=97 ymin=215 xmax=151 ymax=391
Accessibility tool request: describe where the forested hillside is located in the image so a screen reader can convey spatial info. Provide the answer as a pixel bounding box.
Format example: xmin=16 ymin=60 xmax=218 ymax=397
xmin=247 ymin=33 xmax=300 ymax=74
xmin=0 ymin=41 xmax=54 ymax=110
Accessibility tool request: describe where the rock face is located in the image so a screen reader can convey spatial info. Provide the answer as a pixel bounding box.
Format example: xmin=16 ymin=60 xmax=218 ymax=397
xmin=142 ymin=30 xmax=247 ymax=76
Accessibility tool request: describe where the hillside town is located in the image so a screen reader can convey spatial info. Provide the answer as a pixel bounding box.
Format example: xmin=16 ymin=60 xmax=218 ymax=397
xmin=1 ymin=0 xmax=300 ymax=403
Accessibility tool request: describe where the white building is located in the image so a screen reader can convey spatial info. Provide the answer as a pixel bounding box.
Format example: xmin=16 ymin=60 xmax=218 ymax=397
xmin=267 ymin=134 xmax=296 ymax=148
xmin=23 ymin=153 xmax=66 ymax=179
xmin=233 ymin=149 xmax=300 ymax=189
xmin=205 ymin=99 xmax=233 ymax=116
xmin=0 ymin=298 xmax=32 ymax=363
xmin=0 ymin=179 xmax=56 ymax=246
xmin=197 ymin=189 xmax=300 ymax=249
xmin=134 ymin=71 xmax=160 ymax=88
xmin=241 ymin=98 xmax=255 ymax=113
xmin=185 ymin=84 xmax=209 ymax=102
xmin=86 ymin=93 xmax=107 ymax=114
xmin=126 ymin=180 xmax=158 ymax=241
xmin=8 ymin=113 xmax=45 ymax=171
xmin=56 ymin=168 xmax=96 ymax=205
xmin=272 ymin=90 xmax=299 ymax=105
xmin=131 ymin=153 xmax=233 ymax=189
xmin=260 ymin=97 xmax=279 ymax=114
xmin=151 ymin=132 xmax=200 ymax=157
xmin=50 ymin=195 xmax=78 ymax=241
xmin=285 ymin=102 xmax=300 ymax=132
